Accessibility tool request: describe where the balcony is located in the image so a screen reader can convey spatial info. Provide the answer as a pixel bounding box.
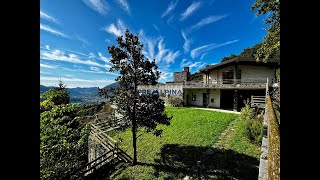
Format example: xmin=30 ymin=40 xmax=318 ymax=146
xmin=183 ymin=78 xmax=268 ymax=89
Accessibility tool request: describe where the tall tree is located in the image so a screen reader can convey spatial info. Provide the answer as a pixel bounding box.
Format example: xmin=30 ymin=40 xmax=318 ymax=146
xmin=251 ymin=0 xmax=280 ymax=61
xmin=107 ymin=29 xmax=172 ymax=165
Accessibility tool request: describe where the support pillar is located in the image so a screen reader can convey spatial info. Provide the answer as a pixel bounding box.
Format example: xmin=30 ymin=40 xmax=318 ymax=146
xmin=233 ymin=90 xmax=238 ymax=112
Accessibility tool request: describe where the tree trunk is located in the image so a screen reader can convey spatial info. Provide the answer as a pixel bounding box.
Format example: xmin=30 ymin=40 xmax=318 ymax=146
xmin=132 ymin=58 xmax=138 ymax=165
xmin=132 ymin=119 xmax=137 ymax=165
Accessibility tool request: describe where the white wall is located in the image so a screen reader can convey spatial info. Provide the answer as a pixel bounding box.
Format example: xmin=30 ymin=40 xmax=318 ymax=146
xmin=185 ymin=89 xmax=220 ymax=108
xmin=206 ymin=65 xmax=275 ymax=83
xmin=208 ymin=89 xmax=220 ymax=108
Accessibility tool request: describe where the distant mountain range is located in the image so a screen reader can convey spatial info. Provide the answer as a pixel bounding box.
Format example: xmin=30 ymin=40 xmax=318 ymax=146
xmin=40 ymin=82 xmax=119 ymax=104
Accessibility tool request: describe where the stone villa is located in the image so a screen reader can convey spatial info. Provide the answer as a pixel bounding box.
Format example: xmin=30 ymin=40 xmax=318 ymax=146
xmin=138 ymin=57 xmax=280 ymax=111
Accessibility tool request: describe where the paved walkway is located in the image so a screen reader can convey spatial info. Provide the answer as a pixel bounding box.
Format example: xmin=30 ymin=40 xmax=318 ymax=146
xmin=188 ymin=107 xmax=240 ymax=114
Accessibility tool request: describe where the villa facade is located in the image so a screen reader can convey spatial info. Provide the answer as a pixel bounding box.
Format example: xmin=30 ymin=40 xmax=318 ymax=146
xmin=138 ymin=57 xmax=280 ymax=112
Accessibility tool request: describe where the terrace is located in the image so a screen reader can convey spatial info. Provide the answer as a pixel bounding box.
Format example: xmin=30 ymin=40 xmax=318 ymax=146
xmin=183 ymin=78 xmax=269 ymax=89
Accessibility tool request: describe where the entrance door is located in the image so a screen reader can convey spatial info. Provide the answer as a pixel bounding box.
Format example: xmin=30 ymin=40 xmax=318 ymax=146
xmin=220 ymin=90 xmax=234 ymax=110
xmin=203 ymin=93 xmax=208 ymax=107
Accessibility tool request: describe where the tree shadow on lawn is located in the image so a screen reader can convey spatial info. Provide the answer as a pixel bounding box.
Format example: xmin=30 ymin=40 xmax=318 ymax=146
xmin=142 ymin=144 xmax=259 ymax=179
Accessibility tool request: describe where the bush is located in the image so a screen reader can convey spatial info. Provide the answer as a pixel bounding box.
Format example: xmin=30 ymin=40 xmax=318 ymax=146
xmin=166 ymin=96 xmax=184 ymax=107
xmin=239 ymin=104 xmax=263 ymax=145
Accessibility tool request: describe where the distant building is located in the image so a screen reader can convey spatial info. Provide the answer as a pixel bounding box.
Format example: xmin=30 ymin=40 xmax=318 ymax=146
xmin=138 ymin=57 xmax=280 ymax=111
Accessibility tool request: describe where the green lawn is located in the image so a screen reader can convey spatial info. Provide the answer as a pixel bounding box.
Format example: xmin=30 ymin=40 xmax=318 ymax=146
xmin=108 ymin=107 xmax=260 ymax=179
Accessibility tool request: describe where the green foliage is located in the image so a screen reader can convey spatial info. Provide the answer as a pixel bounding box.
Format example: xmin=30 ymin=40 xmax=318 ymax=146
xmin=40 ymin=87 xmax=70 ymax=106
xmin=40 ymin=82 xmax=90 ymax=179
xmin=239 ymin=43 xmax=261 ymax=58
xmin=238 ymin=104 xmax=263 ymax=145
xmin=251 ymin=0 xmax=280 ymax=61
xmin=221 ymin=54 xmax=238 ymax=62
xmin=166 ymin=96 xmax=184 ymax=107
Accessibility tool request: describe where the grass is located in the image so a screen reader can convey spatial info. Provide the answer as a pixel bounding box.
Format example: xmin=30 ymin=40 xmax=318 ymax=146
xmin=105 ymin=107 xmax=260 ymax=179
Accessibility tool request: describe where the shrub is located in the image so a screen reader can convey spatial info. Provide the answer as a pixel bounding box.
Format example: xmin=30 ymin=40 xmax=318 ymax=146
xmin=166 ymin=96 xmax=184 ymax=107
xmin=238 ymin=104 xmax=263 ymax=145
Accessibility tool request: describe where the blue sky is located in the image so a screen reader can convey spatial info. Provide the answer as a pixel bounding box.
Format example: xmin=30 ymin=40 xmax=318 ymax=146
xmin=40 ymin=0 xmax=267 ymax=88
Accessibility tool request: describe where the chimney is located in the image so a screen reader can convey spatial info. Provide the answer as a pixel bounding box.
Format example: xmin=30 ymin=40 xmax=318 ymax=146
xmin=184 ymin=66 xmax=189 ymax=72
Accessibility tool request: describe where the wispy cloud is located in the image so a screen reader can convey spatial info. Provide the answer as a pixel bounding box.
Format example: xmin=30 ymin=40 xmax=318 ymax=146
xmin=138 ymin=30 xmax=180 ymax=66
xmin=83 ymin=0 xmax=109 ymax=16
xmin=40 ymin=76 xmax=115 ymax=88
xmin=191 ymin=14 xmax=228 ymax=30
xmin=62 ymin=49 xmax=89 ymax=57
xmin=190 ymin=39 xmax=239 ymax=59
xmin=181 ymin=30 xmax=192 ymax=53
xmin=163 ymin=51 xmax=180 ymax=64
xmin=180 ymin=1 xmax=201 ymax=21
xmin=180 ymin=59 xmax=206 ymax=72
xmin=200 ymin=52 xmax=208 ymax=60
xmin=40 ymin=10 xmax=58 ymax=24
xmin=158 ymin=69 xmax=173 ymax=82
xmin=153 ymin=24 xmax=160 ymax=32
xmin=116 ymin=0 xmax=130 ymax=15
xmin=98 ymin=52 xmax=110 ymax=63
xmin=40 ymin=23 xmax=68 ymax=37
xmin=59 ymin=66 xmax=118 ymax=76
xmin=104 ymin=19 xmax=126 ymax=37
xmin=40 ymin=48 xmax=111 ymax=69
xmin=40 ymin=63 xmax=55 ymax=69
xmin=161 ymin=0 xmax=179 ymax=18
xmin=75 ymin=35 xmax=89 ymax=45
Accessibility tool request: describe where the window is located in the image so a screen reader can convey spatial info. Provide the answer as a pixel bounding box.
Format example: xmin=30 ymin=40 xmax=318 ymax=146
xmin=192 ymin=93 xmax=196 ymax=101
xmin=236 ymin=69 xmax=241 ymax=80
xmin=211 ymin=98 xmax=214 ymax=103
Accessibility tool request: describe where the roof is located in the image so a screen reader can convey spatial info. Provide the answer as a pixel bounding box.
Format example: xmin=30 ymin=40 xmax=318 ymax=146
xmin=199 ymin=57 xmax=280 ymax=73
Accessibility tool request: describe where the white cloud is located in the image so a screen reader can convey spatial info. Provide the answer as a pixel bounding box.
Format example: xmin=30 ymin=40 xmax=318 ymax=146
xmin=141 ymin=35 xmax=180 ymax=65
xmin=104 ymin=19 xmax=126 ymax=37
xmin=40 ymin=48 xmax=111 ymax=69
xmin=98 ymin=52 xmax=110 ymax=63
xmin=161 ymin=0 xmax=179 ymax=18
xmin=181 ymin=30 xmax=192 ymax=53
xmin=40 ymin=76 xmax=115 ymax=88
xmin=62 ymin=49 xmax=89 ymax=57
xmin=200 ymin=52 xmax=208 ymax=60
xmin=83 ymin=0 xmax=109 ymax=15
xmin=45 ymin=45 xmax=50 ymax=50
xmin=180 ymin=1 xmax=201 ymax=21
xmin=40 ymin=10 xmax=58 ymax=24
xmin=158 ymin=69 xmax=173 ymax=82
xmin=191 ymin=14 xmax=228 ymax=30
xmin=190 ymin=43 xmax=216 ymax=59
xmin=59 ymin=66 xmax=118 ymax=76
xmin=180 ymin=59 xmax=206 ymax=72
xmin=155 ymin=38 xmax=168 ymax=61
xmin=190 ymin=39 xmax=239 ymax=59
xmin=88 ymin=53 xmax=96 ymax=59
xmin=90 ymin=66 xmax=101 ymax=71
xmin=40 ymin=63 xmax=55 ymax=68
xmin=40 ymin=23 xmax=68 ymax=38
xmin=116 ymin=0 xmax=130 ymax=15
xmin=163 ymin=51 xmax=180 ymax=64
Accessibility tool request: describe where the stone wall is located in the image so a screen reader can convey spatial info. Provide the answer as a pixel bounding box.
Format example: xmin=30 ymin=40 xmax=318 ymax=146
xmin=174 ymin=71 xmax=189 ymax=82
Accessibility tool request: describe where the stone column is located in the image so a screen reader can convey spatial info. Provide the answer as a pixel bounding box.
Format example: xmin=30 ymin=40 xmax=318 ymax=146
xmin=233 ymin=90 xmax=238 ymax=111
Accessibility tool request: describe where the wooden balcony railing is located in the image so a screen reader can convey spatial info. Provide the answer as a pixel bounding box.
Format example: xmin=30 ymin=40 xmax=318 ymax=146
xmin=183 ymin=78 xmax=268 ymax=89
